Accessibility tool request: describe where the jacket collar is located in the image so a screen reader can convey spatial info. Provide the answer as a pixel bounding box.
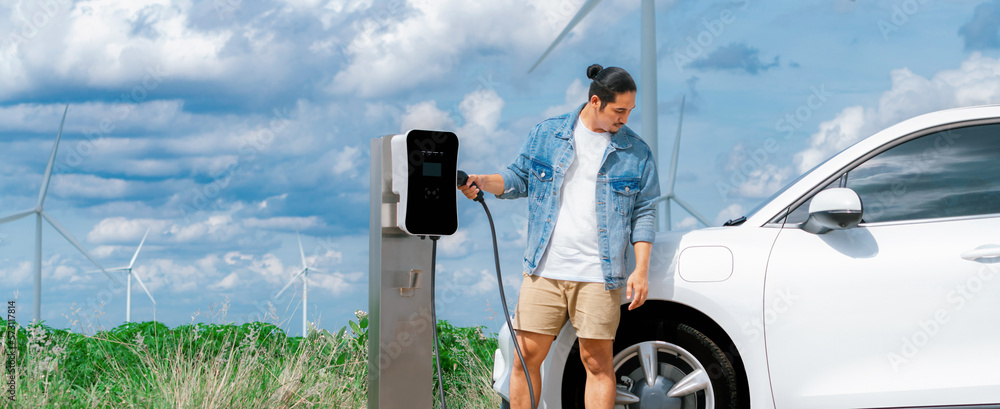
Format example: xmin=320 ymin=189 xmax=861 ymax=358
xmin=560 ymin=103 xmax=633 ymax=150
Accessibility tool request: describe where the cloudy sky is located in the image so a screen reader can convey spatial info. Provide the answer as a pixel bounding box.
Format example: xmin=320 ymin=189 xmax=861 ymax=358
xmin=2 ymin=0 xmax=999 ymax=335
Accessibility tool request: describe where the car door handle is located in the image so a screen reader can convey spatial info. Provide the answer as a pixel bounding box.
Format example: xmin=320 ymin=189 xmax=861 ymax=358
xmin=961 ymin=245 xmax=1000 ymax=261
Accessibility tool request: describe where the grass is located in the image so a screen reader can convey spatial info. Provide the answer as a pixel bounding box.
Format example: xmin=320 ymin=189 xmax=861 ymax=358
xmin=0 ymin=308 xmax=501 ymax=408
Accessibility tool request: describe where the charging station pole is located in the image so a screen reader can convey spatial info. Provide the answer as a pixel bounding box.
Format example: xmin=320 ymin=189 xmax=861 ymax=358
xmin=369 ymin=136 xmax=434 ymax=409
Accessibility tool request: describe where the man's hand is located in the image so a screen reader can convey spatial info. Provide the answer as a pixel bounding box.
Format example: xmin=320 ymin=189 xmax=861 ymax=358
xmin=458 ymin=173 xmax=504 ymax=200
xmin=626 ymin=268 xmax=648 ymax=310
xmin=459 ymin=174 xmax=485 ymax=201
xmin=627 ymin=241 xmax=653 ymax=310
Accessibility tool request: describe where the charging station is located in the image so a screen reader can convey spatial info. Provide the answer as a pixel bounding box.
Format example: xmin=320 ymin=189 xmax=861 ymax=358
xmin=369 ymin=130 xmax=459 ymax=409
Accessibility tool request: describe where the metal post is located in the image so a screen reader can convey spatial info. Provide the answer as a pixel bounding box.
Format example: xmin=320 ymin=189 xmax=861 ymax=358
xmin=369 ymin=136 xmax=434 ymax=409
xmin=127 ymin=272 xmax=132 ymax=322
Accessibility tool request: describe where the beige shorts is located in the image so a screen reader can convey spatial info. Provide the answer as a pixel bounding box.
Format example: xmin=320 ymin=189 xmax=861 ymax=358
xmin=512 ymin=273 xmax=622 ymax=340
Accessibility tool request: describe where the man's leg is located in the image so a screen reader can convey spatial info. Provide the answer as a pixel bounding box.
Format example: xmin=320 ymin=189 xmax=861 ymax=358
xmin=510 ymin=330 xmax=555 ymax=409
xmin=578 ymin=337 xmax=616 ymax=409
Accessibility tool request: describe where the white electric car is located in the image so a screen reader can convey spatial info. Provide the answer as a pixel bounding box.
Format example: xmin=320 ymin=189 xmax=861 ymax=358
xmin=492 ymin=105 xmax=1000 ymax=408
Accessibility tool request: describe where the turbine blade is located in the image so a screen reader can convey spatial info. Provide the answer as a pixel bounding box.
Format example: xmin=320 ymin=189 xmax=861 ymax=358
xmin=307 ymin=267 xmax=325 ymax=274
xmin=41 ymin=210 xmax=120 ymax=285
xmin=276 ymin=268 xmax=307 ymax=298
xmin=132 ymin=271 xmax=156 ymax=305
xmin=668 ymin=95 xmax=685 ymax=195
xmin=672 ymin=196 xmax=711 ymax=227
xmin=297 ymin=231 xmax=307 ymax=269
xmin=87 ymin=267 xmax=129 ymax=273
xmin=528 ymin=0 xmax=605 ymax=73
xmin=0 ymin=209 xmax=36 ymax=225
xmin=129 ymin=227 xmax=150 ymax=268
xmin=38 ymin=105 xmax=69 ymax=209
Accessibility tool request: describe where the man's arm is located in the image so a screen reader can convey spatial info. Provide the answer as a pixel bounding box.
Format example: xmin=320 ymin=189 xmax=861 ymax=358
xmin=627 ymin=241 xmax=652 ymax=310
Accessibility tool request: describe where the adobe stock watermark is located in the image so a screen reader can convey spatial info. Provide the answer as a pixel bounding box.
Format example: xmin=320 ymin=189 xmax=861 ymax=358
xmin=672 ymin=0 xmax=752 ymax=72
xmin=544 ymin=0 xmax=586 ymax=30
xmin=5 ymin=0 xmax=71 ymax=48
xmin=741 ymin=288 xmax=799 ymax=340
xmin=878 ymin=0 xmax=932 ymax=40
xmin=716 ymin=84 xmax=832 ymax=199
xmin=5 ymin=299 xmax=15 ymax=402
xmin=887 ymin=262 xmax=997 ymax=371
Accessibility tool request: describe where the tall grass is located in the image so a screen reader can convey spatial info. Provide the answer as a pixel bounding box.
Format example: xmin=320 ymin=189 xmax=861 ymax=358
xmin=0 ymin=310 xmax=500 ymax=408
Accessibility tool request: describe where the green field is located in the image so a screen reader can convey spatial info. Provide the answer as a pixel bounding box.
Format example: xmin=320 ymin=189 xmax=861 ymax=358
xmin=0 ymin=312 xmax=501 ymax=408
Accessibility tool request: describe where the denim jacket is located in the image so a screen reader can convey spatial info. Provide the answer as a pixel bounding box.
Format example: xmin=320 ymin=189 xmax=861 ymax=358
xmin=497 ymin=104 xmax=660 ymax=290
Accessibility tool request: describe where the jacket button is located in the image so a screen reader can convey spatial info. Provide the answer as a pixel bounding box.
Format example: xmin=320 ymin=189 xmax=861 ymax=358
xmin=541 ymin=171 xmax=546 ymax=177
xmin=625 ymin=186 xmax=630 ymax=193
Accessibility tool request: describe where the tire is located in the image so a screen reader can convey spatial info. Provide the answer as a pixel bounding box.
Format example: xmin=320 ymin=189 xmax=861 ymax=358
xmin=562 ymin=317 xmax=746 ymax=409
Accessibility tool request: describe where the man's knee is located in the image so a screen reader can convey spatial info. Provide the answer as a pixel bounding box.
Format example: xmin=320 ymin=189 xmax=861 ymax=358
xmin=578 ymin=338 xmax=615 ymax=375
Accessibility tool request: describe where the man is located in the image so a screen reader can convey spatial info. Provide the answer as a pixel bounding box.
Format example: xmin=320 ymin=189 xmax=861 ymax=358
xmin=459 ymin=64 xmax=659 ymax=409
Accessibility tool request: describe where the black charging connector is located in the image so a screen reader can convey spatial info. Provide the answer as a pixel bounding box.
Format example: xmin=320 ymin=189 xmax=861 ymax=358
xmin=456 ymin=171 xmax=536 ymax=409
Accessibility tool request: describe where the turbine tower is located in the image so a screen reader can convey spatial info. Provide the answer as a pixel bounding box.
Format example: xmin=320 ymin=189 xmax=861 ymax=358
xmin=0 ymin=105 xmax=119 ymax=323
xmin=102 ymin=227 xmax=155 ymax=322
xmin=275 ymin=232 xmax=326 ymax=337
xmin=657 ymin=96 xmax=710 ymax=229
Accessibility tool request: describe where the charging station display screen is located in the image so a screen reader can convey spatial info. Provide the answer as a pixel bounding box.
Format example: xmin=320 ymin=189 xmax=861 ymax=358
xmin=422 ymin=162 xmax=442 ymax=177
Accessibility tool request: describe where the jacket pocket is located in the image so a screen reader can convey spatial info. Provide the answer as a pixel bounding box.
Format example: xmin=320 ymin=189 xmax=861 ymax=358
xmin=529 ymin=160 xmax=554 ymax=200
xmin=610 ymin=178 xmax=640 ymax=217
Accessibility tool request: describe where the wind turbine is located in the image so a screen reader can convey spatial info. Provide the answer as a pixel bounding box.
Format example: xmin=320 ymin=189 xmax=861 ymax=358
xmin=100 ymin=227 xmax=155 ymax=322
xmin=655 ymin=96 xmax=710 ymax=229
xmin=0 ymin=105 xmax=119 ymax=323
xmin=275 ymin=232 xmax=326 ymax=337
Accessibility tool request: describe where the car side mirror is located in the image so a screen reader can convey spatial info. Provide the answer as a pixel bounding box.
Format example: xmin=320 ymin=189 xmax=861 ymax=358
xmin=801 ymin=188 xmax=864 ymax=234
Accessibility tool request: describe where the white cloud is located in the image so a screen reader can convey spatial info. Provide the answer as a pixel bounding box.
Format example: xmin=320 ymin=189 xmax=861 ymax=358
xmin=330 ymin=0 xmax=626 ymax=97
xmin=0 ymin=0 xmax=233 ymax=98
xmin=242 ymin=216 xmax=323 ymax=231
xmin=544 ymin=79 xmax=589 ymax=118
xmin=86 ymin=217 xmax=170 ymax=243
xmin=737 ymin=163 xmax=792 ymax=198
xmin=210 ymin=271 xmax=240 ymax=290
xmin=134 ymin=258 xmax=200 ymax=292
xmin=1 ymin=260 xmax=33 ymax=286
xmin=330 ymin=146 xmax=362 ymax=177
xmin=400 ymin=100 xmax=455 ymax=132
xmin=715 ymin=203 xmax=744 ymax=226
xmin=224 ymin=251 xmax=253 ymax=265
xmin=309 ymin=271 xmax=363 ymax=295
xmin=675 ymin=216 xmax=698 ymax=230
xmin=795 ymin=53 xmax=1000 ymax=173
xmin=51 ymin=174 xmax=130 ymax=199
xmin=437 ymin=229 xmax=470 ymax=257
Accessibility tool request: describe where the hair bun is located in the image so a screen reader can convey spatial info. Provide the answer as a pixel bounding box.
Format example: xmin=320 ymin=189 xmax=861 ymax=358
xmin=586 ymin=64 xmax=603 ymax=80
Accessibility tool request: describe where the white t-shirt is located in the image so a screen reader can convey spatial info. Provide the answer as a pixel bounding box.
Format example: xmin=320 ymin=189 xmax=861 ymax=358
xmin=537 ymin=117 xmax=611 ymax=283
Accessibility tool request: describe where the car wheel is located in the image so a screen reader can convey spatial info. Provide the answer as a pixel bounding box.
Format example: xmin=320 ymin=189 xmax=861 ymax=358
xmin=563 ymin=319 xmax=745 ymax=408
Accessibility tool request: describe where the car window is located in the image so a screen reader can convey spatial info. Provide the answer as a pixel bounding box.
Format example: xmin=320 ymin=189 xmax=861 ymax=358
xmin=845 ymin=123 xmax=1000 ymax=223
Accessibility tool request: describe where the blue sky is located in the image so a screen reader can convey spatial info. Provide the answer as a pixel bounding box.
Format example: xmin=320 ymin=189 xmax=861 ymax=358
xmin=1 ymin=0 xmax=999 ymax=336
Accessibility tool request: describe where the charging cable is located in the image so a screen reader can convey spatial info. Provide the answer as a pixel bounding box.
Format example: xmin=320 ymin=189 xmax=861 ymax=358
xmin=456 ymin=171 xmax=536 ymax=409
xmin=429 ymin=236 xmax=448 ymax=409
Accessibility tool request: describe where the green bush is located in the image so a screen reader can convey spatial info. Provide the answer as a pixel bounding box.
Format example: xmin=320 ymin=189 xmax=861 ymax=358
xmin=0 ymin=314 xmax=501 ymax=408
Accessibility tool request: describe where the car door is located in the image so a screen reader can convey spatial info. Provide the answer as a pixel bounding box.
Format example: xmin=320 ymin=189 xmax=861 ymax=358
xmin=762 ymin=122 xmax=1000 ymax=408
